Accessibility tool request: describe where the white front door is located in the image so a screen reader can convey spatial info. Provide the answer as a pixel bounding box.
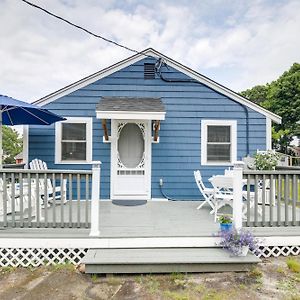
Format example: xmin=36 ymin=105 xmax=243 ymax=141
xmin=111 ymin=120 xmax=151 ymax=200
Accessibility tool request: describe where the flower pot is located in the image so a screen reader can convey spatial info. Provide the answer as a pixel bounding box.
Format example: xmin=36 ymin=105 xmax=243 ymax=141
xmin=220 ymin=223 xmax=233 ymax=232
xmin=238 ymin=246 xmax=249 ymax=257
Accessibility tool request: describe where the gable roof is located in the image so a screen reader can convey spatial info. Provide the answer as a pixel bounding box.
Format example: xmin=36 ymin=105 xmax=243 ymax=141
xmin=33 ymin=48 xmax=281 ymax=124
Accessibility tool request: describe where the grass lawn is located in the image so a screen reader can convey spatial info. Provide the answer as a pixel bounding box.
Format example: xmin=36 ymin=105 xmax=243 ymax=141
xmin=1 ymin=256 xmax=300 ymax=299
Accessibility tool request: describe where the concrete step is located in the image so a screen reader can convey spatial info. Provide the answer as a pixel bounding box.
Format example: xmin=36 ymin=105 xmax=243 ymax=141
xmin=82 ymin=248 xmax=260 ymax=274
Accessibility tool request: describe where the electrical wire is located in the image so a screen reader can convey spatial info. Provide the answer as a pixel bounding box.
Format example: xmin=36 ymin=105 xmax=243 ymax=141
xmin=155 ymin=58 xmax=250 ymax=155
xmin=20 ymin=0 xmax=153 ymax=58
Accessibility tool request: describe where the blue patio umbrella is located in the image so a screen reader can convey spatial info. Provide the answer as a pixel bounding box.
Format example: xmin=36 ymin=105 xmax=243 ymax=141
xmin=0 ymin=94 xmax=66 ymax=166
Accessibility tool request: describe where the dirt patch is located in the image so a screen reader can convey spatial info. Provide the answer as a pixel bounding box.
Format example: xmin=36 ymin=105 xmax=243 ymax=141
xmin=0 ymin=256 xmax=299 ymax=299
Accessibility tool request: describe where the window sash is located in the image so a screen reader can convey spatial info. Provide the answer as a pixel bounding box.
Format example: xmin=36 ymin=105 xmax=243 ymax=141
xmin=201 ymin=120 xmax=237 ymax=165
xmin=61 ymin=141 xmax=87 ymax=161
xmin=207 ymin=143 xmax=231 ymax=162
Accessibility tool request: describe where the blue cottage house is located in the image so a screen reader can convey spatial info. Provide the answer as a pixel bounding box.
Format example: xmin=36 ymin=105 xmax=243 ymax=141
xmin=24 ymin=48 xmax=281 ymax=201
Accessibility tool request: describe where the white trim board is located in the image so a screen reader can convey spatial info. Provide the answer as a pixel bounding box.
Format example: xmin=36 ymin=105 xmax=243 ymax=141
xmin=0 ymin=237 xmax=220 ymax=248
xmin=55 ymin=117 xmax=93 ymax=164
xmin=0 ymin=236 xmax=298 ymax=248
xmin=96 ymin=110 xmax=166 ymax=120
xmin=33 ymin=48 xmax=281 ymax=124
xmin=201 ymin=119 xmax=237 ymax=166
xmin=266 ymin=118 xmax=272 ymax=150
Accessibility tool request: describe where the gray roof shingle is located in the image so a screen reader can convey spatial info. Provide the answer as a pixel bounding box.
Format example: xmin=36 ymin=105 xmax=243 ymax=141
xmin=96 ymin=97 xmax=165 ymax=112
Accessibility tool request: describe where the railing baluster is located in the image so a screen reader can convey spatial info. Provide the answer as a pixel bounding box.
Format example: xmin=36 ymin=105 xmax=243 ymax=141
xmin=60 ymin=173 xmax=64 ymax=228
xmin=284 ymin=174 xmax=289 ymax=226
xmin=292 ymin=174 xmax=297 ymax=226
xmin=27 ymin=172 xmax=32 ymax=228
xmin=52 ymin=173 xmax=56 ymax=228
xmin=297 ymin=175 xmax=299 ymax=225
xmin=44 ymin=173 xmax=48 ymax=227
xmin=11 ymin=173 xmax=15 ymax=227
xmin=19 ymin=173 xmax=24 ymax=227
xmin=35 ymin=173 xmax=40 ymax=227
xmin=246 ymin=174 xmax=251 ymax=226
xmin=262 ymin=174 xmax=266 ymax=226
xmin=85 ymin=174 xmax=89 ymax=228
xmin=68 ymin=174 xmax=73 ymax=228
xmin=254 ymin=174 xmax=258 ymax=227
xmin=77 ymin=174 xmax=80 ymax=228
xmin=3 ymin=173 xmax=7 ymax=227
xmin=270 ymin=174 xmax=274 ymax=227
xmin=277 ymin=174 xmax=281 ymax=226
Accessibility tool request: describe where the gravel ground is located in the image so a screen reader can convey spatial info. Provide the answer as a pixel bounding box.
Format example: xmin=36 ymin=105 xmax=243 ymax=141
xmin=0 ymin=256 xmax=300 ymax=300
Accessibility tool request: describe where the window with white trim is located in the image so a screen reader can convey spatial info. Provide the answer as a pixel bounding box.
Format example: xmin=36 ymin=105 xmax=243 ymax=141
xmin=201 ymin=120 xmax=237 ymax=165
xmin=55 ymin=117 xmax=92 ymax=164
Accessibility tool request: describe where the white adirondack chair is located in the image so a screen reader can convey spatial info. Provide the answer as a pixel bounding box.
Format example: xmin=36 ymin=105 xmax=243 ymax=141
xmin=194 ymin=170 xmax=216 ymax=210
xmin=29 ymin=159 xmax=67 ymax=204
xmin=0 ymin=178 xmax=39 ymax=218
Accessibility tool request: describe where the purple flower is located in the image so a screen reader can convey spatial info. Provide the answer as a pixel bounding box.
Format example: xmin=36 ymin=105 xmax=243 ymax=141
xmin=217 ymin=229 xmax=260 ymax=256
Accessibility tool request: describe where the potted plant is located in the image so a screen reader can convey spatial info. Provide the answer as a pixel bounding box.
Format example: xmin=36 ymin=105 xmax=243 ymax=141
xmin=218 ymin=215 xmax=233 ymax=232
xmin=254 ymin=151 xmax=281 ymax=170
xmin=218 ymin=229 xmax=260 ymax=256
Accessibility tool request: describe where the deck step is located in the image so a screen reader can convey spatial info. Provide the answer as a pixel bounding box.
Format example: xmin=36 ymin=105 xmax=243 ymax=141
xmin=82 ymin=248 xmax=261 ymax=274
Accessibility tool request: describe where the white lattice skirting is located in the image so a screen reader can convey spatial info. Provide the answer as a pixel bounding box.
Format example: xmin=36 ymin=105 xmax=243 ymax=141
xmin=0 ymin=246 xmax=300 ymax=267
xmin=258 ymin=245 xmax=300 ymax=258
xmin=0 ymin=248 xmax=88 ymax=267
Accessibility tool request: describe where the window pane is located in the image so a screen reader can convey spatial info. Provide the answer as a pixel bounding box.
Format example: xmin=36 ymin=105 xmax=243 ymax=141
xmin=62 ymin=142 xmax=86 ymax=160
xmin=62 ymin=123 xmax=86 ymax=140
xmin=207 ymin=126 xmax=230 ymax=143
xmin=118 ymin=123 xmax=144 ymax=168
xmin=207 ymin=144 xmax=231 ymax=162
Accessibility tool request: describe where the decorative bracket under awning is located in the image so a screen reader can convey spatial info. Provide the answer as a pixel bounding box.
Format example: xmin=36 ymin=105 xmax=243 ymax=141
xmin=102 ymin=119 xmax=110 ymax=142
xmin=153 ymin=120 xmax=160 ymax=143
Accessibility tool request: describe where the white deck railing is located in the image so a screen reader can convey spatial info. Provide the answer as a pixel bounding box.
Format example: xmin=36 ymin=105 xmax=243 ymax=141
xmin=0 ymin=163 xmax=102 ymax=236
xmin=242 ymin=169 xmax=300 ymax=227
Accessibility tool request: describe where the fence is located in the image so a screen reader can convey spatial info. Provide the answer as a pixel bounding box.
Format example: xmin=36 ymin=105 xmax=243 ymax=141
xmin=242 ymin=170 xmax=300 ymax=227
xmin=0 ymin=162 xmax=101 ymax=234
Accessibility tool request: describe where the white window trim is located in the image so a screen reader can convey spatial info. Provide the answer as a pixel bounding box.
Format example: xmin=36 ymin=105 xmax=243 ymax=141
xmin=201 ymin=120 xmax=237 ymax=166
xmin=55 ymin=117 xmax=93 ymax=164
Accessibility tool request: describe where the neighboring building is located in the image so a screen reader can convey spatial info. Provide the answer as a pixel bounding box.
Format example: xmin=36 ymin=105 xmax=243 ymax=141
xmin=24 ymin=48 xmax=281 ymax=200
xmin=14 ymin=151 xmax=23 ymax=164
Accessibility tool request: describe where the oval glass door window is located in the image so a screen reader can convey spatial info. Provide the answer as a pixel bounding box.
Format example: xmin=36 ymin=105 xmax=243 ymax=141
xmin=118 ymin=123 xmax=145 ymax=168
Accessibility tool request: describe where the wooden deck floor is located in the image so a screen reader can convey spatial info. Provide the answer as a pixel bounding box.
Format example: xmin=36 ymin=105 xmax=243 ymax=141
xmin=0 ymin=201 xmax=299 ymax=239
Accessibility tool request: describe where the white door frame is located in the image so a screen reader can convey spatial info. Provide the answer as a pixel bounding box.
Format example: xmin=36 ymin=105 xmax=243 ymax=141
xmin=110 ymin=119 xmax=152 ymax=200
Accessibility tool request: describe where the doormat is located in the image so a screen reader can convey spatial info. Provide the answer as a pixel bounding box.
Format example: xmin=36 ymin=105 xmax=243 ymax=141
xmin=112 ymin=200 xmax=147 ymax=206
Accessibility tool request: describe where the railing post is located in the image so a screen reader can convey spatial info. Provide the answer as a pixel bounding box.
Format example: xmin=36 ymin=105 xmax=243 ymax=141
xmin=232 ymin=161 xmax=244 ymax=230
xmin=89 ymin=161 xmax=101 ymax=237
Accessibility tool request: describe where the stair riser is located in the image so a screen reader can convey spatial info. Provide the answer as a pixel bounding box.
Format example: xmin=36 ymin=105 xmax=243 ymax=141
xmin=85 ymin=263 xmax=257 ymax=274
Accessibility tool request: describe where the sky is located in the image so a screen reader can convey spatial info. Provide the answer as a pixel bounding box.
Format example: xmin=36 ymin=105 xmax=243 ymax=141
xmin=0 ymin=0 xmax=299 ymax=103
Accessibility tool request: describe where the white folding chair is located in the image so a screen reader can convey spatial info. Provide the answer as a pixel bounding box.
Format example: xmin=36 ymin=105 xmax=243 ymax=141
xmin=210 ymin=175 xmax=262 ymax=222
xmin=194 ymin=170 xmax=216 ymax=210
xmin=209 ymin=176 xmax=235 ymax=221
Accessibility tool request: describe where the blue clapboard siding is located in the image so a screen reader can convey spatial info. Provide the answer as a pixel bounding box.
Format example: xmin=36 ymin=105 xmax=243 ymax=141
xmin=28 ymin=57 xmax=267 ymax=200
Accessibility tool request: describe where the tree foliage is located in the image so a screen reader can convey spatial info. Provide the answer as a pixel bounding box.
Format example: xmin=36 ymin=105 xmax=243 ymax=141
xmin=241 ymin=63 xmax=300 ymax=152
xmin=2 ymin=126 xmax=22 ymax=164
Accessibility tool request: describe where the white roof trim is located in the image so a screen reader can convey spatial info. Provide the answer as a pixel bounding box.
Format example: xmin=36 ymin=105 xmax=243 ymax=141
xmin=96 ymin=110 xmax=166 ymax=120
xmin=33 ymin=48 xmax=281 ymax=124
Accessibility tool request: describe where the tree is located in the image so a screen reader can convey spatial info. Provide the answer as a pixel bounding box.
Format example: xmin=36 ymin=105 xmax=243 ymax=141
xmin=241 ymin=63 xmax=300 ymax=153
xmin=2 ymin=126 xmax=23 ymax=164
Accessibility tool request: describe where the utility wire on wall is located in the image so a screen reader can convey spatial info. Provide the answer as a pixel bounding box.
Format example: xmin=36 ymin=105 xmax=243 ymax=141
xmin=20 ymin=0 xmax=153 ymax=58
